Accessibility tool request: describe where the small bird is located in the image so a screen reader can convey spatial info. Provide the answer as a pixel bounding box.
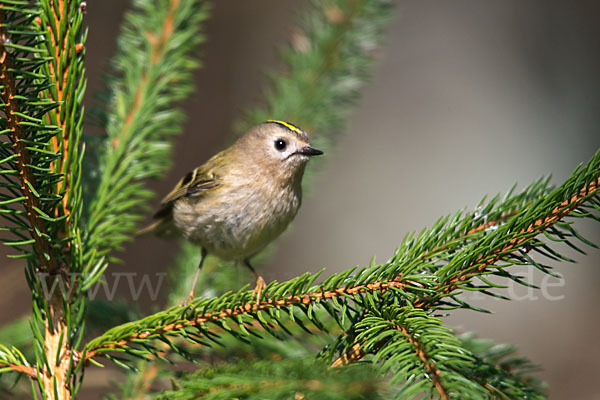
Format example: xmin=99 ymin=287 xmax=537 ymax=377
xmin=140 ymin=120 xmax=323 ymax=302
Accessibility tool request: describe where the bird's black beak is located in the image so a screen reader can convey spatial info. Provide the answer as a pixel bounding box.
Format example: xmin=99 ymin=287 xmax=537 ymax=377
xmin=300 ymin=146 xmax=324 ymax=157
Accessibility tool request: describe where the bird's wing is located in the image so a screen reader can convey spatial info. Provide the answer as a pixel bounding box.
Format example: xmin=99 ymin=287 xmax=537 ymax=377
xmin=153 ymin=166 xmax=219 ymax=219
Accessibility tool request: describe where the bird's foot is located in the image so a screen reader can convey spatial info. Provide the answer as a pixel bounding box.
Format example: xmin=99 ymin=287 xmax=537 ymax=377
xmin=182 ymin=296 xmax=192 ymax=306
xmin=181 ymin=290 xmax=195 ymax=307
xmin=252 ymin=275 xmax=267 ymax=302
xmin=181 ymin=264 xmax=202 ymax=306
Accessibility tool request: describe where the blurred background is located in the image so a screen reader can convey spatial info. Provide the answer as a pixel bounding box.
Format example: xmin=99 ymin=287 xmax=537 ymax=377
xmin=1 ymin=1 xmax=599 ymax=398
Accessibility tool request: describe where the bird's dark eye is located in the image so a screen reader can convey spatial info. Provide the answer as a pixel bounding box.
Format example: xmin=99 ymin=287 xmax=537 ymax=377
xmin=274 ymin=139 xmax=287 ymax=151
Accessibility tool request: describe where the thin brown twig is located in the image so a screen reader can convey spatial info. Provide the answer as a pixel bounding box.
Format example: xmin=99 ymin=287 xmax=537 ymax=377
xmin=396 ymin=325 xmax=449 ymax=400
xmin=0 ymin=361 xmax=37 ymax=380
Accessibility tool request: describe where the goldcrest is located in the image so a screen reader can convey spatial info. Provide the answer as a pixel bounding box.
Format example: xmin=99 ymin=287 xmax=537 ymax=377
xmin=140 ymin=120 xmax=323 ymax=301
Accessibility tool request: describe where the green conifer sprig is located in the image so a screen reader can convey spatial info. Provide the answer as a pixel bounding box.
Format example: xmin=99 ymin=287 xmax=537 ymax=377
xmin=0 ymin=316 xmax=34 ymax=392
xmin=82 ymin=0 xmax=209 ymax=269
xmin=0 ymin=1 xmax=88 ymax=397
xmin=347 ymin=311 xmax=545 ymax=399
xmin=36 ymin=0 xmax=87 ymax=273
xmin=353 ymin=308 xmax=488 ymax=399
xmin=0 ymin=343 xmax=34 ymax=379
xmin=328 ymin=155 xmax=599 ymax=395
xmin=0 ymin=1 xmax=62 ymax=270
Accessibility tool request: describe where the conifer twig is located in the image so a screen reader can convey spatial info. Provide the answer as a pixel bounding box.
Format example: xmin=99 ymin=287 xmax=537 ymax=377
xmin=328 ymin=209 xmax=535 ymax=368
xmin=335 ymin=175 xmax=600 ymax=366
xmin=418 ymin=176 xmax=599 ymax=309
xmin=84 ymin=0 xmax=208 ymax=263
xmin=110 ymin=0 xmax=179 ymax=150
xmin=80 ymin=280 xmax=409 ymax=363
xmin=0 ymin=361 xmax=37 ymax=379
xmin=46 ymin=0 xmax=74 ymax=219
xmin=395 ymin=324 xmax=449 ymax=400
xmin=0 ymin=8 xmax=58 ymax=274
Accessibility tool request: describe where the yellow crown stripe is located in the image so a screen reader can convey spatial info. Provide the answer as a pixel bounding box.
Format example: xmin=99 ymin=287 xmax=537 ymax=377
xmin=266 ymin=120 xmax=305 ymax=136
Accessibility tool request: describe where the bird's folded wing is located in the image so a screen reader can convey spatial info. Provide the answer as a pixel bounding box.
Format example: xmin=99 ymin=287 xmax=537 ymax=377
xmin=153 ymin=167 xmax=219 ymax=219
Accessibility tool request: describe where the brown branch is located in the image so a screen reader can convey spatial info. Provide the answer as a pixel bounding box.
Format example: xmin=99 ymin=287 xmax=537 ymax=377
xmin=0 ymin=8 xmax=59 ymax=274
xmin=0 ymin=361 xmax=37 ymax=380
xmin=412 ymin=210 xmax=519 ymax=268
xmin=80 ymin=280 xmax=410 ymax=363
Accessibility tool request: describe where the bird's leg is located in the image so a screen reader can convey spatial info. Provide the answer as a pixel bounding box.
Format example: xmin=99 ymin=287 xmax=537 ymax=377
xmin=184 ymin=248 xmax=207 ymax=305
xmin=244 ymin=259 xmax=266 ymax=301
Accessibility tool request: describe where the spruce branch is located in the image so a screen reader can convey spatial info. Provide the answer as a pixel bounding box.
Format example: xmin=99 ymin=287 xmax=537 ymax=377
xmin=352 ymin=308 xmax=488 ymax=399
xmin=83 ymin=0 xmax=209 ymax=268
xmin=0 ymin=5 xmax=59 ymax=272
xmin=79 ymin=279 xmax=409 ymax=364
xmin=0 ymin=0 xmax=86 ymax=274
xmin=335 ymin=172 xmax=600 ymax=366
xmin=396 ymin=325 xmax=448 ymax=400
xmin=1 ymin=1 xmax=88 ymax=398
xmin=0 ymin=318 xmax=36 ymax=382
xmin=417 ymin=175 xmax=599 ymax=308
xmin=38 ymin=0 xmax=87 ymax=227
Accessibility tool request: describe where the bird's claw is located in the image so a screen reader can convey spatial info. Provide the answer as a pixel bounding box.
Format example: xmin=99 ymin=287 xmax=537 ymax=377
xmin=253 ymin=275 xmax=267 ymax=302
xmin=181 ymin=294 xmax=194 ymax=307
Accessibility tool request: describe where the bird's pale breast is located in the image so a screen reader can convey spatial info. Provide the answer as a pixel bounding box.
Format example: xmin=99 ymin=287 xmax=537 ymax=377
xmin=172 ymin=175 xmax=302 ymax=261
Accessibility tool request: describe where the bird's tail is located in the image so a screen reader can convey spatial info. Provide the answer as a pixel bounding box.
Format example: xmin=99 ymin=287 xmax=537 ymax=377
xmin=135 ymin=217 xmax=174 ymax=238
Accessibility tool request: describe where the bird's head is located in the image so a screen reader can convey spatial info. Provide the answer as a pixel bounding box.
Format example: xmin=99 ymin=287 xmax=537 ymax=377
xmin=238 ymin=120 xmax=323 ymax=182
